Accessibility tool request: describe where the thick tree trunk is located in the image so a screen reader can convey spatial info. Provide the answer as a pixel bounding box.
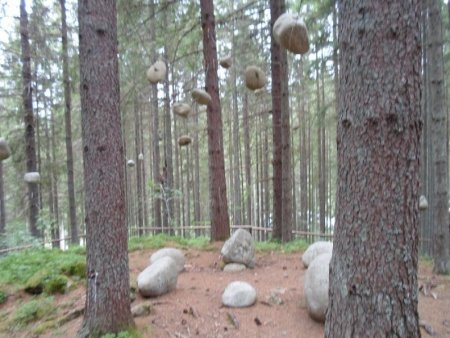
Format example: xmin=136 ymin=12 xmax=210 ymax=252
xmin=77 ymin=0 xmax=134 ymax=335
xmin=200 ymin=0 xmax=230 ymax=241
xmin=20 ymin=0 xmax=40 ymax=238
xmin=325 ymin=1 xmax=421 ymax=336
xmin=427 ymin=0 xmax=450 ymax=274
xmin=60 ymin=0 xmax=78 ymax=245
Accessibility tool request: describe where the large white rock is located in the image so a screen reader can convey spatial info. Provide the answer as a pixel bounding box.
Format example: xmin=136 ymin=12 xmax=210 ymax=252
xmin=150 ymin=247 xmax=185 ymax=273
xmin=146 ymin=60 xmax=167 ymax=84
xmin=304 ymin=252 xmax=331 ymax=322
xmin=221 ymin=229 xmax=255 ymax=268
xmin=273 ymin=13 xmax=309 ymax=55
xmin=24 ymin=172 xmax=40 ymax=183
xmin=244 ymin=66 xmax=266 ymax=91
xmin=222 ymin=281 xmax=256 ymax=308
xmin=0 ymin=138 xmax=11 ymax=161
xmin=302 ymin=241 xmax=333 ymax=268
xmin=138 ymin=256 xmax=178 ymax=297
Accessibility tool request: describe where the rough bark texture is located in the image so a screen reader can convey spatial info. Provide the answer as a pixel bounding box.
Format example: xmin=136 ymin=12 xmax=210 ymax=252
xmin=325 ymin=1 xmax=422 ymax=337
xmin=134 ymin=98 xmax=144 ymax=236
xmin=427 ymin=0 xmax=450 ymax=274
xmin=60 ymin=0 xmax=78 ymax=245
xmin=0 ymin=162 xmax=5 ymax=236
xmin=243 ymin=93 xmax=252 ymax=226
xmin=200 ymin=0 xmax=230 ymax=241
xmin=77 ymin=0 xmax=134 ymax=336
xmin=20 ymin=0 xmax=40 ymax=238
xmin=298 ymin=57 xmax=308 ymax=233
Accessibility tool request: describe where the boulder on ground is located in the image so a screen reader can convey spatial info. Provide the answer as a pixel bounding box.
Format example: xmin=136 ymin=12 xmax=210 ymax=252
xmin=146 ymin=60 xmax=166 ymax=84
xmin=302 ymin=241 xmax=333 ymax=268
xmin=221 ymin=229 xmax=255 ymax=268
xmin=131 ymin=303 xmax=152 ymax=317
xmin=150 ymin=247 xmax=185 ymax=273
xmin=244 ymin=66 xmax=266 ymax=91
xmin=223 ymin=263 xmax=246 ymax=272
xmin=222 ymin=281 xmax=256 ymax=308
xmin=138 ymin=256 xmax=178 ymax=297
xmin=304 ymin=252 xmax=331 ymax=322
xmin=273 ymin=13 xmax=309 ymax=55
xmin=0 ymin=138 xmax=11 ymax=161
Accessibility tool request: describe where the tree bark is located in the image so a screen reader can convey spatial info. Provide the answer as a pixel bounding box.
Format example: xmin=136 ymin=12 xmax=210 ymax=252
xmin=325 ymin=1 xmax=421 ymax=336
xmin=20 ymin=0 xmax=40 ymax=238
xmin=243 ymin=93 xmax=252 ymax=226
xmin=200 ymin=0 xmax=230 ymax=241
xmin=60 ymin=0 xmax=78 ymax=245
xmin=0 ymin=162 xmax=5 ymax=237
xmin=77 ymin=0 xmax=134 ymax=335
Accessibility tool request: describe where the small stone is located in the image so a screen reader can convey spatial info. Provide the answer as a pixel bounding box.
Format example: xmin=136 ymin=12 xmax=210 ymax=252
xmin=223 ymin=263 xmax=246 ymax=272
xmin=131 ymin=303 xmax=152 ymax=317
xmin=222 ymin=281 xmax=257 ymax=308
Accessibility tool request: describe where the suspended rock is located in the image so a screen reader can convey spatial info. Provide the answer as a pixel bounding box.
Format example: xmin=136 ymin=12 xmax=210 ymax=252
xmin=191 ymin=88 xmax=211 ymax=105
xmin=222 ymin=281 xmax=256 ymax=308
xmin=0 ymin=138 xmax=11 ymax=161
xmin=146 ymin=60 xmax=167 ymax=84
xmin=219 ymin=55 xmax=232 ymax=69
xmin=244 ymin=66 xmax=266 ymax=91
xmin=24 ymin=172 xmax=40 ymax=184
xmin=173 ymin=103 xmax=192 ymax=118
xmin=127 ymin=159 xmax=135 ymax=167
xmin=273 ymin=13 xmax=309 ymax=55
xmin=419 ymin=195 xmax=428 ymax=210
xmin=304 ymin=253 xmax=331 ymax=322
xmin=302 ymin=241 xmax=333 ymax=268
xmin=138 ymin=153 xmax=144 ymax=161
xmin=178 ymin=135 xmax=192 ymax=147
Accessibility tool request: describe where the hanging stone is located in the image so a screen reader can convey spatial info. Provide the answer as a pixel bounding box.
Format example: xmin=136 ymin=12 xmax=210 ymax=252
xmin=138 ymin=153 xmax=144 ymax=161
xmin=244 ymin=66 xmax=266 ymax=91
xmin=191 ymin=88 xmax=211 ymax=105
xmin=219 ymin=55 xmax=232 ymax=69
xmin=273 ymin=13 xmax=309 ymax=55
xmin=127 ymin=159 xmax=136 ymax=167
xmin=177 ymin=135 xmax=192 ymax=147
xmin=172 ymin=103 xmax=192 ymax=118
xmin=0 ymin=138 xmax=11 ymax=161
xmin=24 ymin=172 xmax=40 ymax=184
xmin=419 ymin=195 xmax=428 ymax=210
xmin=146 ymin=60 xmax=167 ymax=84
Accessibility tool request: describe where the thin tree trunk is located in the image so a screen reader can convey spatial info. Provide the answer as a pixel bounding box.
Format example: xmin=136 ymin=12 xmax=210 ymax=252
xmin=0 ymin=162 xmax=5 ymax=237
xmin=20 ymin=0 xmax=40 ymax=238
xmin=243 ymin=93 xmax=252 ymax=226
xmin=299 ymin=57 xmax=308 ymax=233
xmin=60 ymin=0 xmax=78 ymax=245
xmin=134 ymin=97 xmax=144 ymax=236
xmin=200 ymin=0 xmax=230 ymax=240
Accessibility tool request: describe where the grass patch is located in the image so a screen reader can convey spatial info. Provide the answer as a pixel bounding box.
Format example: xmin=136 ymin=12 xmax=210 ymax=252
xmin=100 ymin=326 xmax=144 ymax=338
xmin=128 ymin=234 xmax=211 ymax=251
xmin=13 ymin=297 xmax=55 ymax=328
xmin=0 ymin=290 xmax=6 ymax=304
xmin=256 ymin=239 xmax=309 ymax=253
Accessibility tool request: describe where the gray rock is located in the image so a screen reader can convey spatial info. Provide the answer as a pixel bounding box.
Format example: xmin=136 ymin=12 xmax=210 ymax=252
xmin=304 ymin=252 xmax=331 ymax=322
xmin=138 ymin=256 xmax=178 ymax=297
xmin=150 ymin=247 xmax=185 ymax=273
xmin=302 ymin=241 xmax=333 ymax=268
xmin=223 ymin=263 xmax=246 ymax=272
xmin=131 ymin=303 xmax=152 ymax=317
xmin=221 ymin=229 xmax=255 ymax=268
xmin=222 ymin=281 xmax=257 ymax=308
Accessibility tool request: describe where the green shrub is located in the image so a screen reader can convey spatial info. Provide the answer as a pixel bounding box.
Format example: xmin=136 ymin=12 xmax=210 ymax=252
xmin=25 ymin=270 xmax=51 ymax=295
xmin=61 ymin=260 xmax=86 ymax=279
xmin=0 ymin=290 xmax=6 ymax=304
xmin=13 ymin=297 xmax=54 ymax=327
xmin=44 ymin=275 xmax=68 ymax=294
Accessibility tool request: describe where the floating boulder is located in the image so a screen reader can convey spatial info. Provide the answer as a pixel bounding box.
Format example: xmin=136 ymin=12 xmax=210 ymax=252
xmin=302 ymin=241 xmax=333 ymax=268
xmin=191 ymin=88 xmax=211 ymax=105
xmin=24 ymin=172 xmax=40 ymax=184
xmin=419 ymin=195 xmax=428 ymax=210
xmin=223 ymin=263 xmax=246 ymax=272
xmin=146 ymin=60 xmax=167 ymax=84
xmin=138 ymin=153 xmax=144 ymax=161
xmin=219 ymin=55 xmax=232 ymax=69
xmin=0 ymin=138 xmax=11 ymax=161
xmin=178 ymin=135 xmax=192 ymax=146
xmin=150 ymin=247 xmax=185 ymax=273
xmin=221 ymin=229 xmax=255 ymax=268
xmin=222 ymin=281 xmax=256 ymax=308
xmin=304 ymin=252 xmax=331 ymax=322
xmin=173 ymin=103 xmax=192 ymax=118
xmin=244 ymin=66 xmax=266 ymax=91
xmin=137 ymin=256 xmax=178 ymax=297
xmin=127 ymin=159 xmax=135 ymax=167
xmin=273 ymin=13 xmax=309 ymax=55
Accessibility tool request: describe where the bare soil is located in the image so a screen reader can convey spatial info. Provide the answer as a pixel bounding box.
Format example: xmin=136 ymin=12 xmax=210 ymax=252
xmin=2 ymin=243 xmax=450 ymax=338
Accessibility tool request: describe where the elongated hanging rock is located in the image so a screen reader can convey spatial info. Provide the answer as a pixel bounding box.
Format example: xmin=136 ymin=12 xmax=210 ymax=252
xmin=177 ymin=135 xmax=192 ymax=146
xmin=146 ymin=60 xmax=167 ymax=84
xmin=127 ymin=159 xmax=135 ymax=167
xmin=244 ymin=66 xmax=266 ymax=91
xmin=219 ymin=55 xmax=232 ymax=69
xmin=0 ymin=138 xmax=11 ymax=161
xmin=173 ymin=103 xmax=192 ymax=118
xmin=24 ymin=172 xmax=40 ymax=183
xmin=273 ymin=13 xmax=309 ymax=55
xmin=191 ymin=88 xmax=211 ymax=105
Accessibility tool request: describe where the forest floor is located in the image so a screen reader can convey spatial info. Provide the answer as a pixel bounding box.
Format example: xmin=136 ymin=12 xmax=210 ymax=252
xmin=1 ymin=242 xmax=450 ymax=338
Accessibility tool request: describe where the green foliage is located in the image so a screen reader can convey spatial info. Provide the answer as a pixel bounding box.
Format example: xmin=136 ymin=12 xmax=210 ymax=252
xmin=13 ymin=297 xmax=55 ymax=327
xmin=128 ymin=234 xmax=210 ymax=252
xmin=60 ymin=260 xmax=86 ymax=279
xmin=255 ymin=239 xmax=309 ymax=253
xmin=100 ymin=327 xmax=143 ymax=338
xmin=24 ymin=270 xmax=68 ymax=295
xmin=0 ymin=290 xmax=6 ymax=304
xmin=44 ymin=275 xmax=68 ymax=294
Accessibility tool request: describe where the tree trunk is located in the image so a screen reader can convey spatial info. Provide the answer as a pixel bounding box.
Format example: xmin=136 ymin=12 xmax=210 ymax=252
xmin=200 ymin=0 xmax=230 ymax=241
xmin=60 ymin=0 xmax=78 ymax=245
xmin=427 ymin=0 xmax=450 ymax=274
xmin=134 ymin=97 xmax=144 ymax=236
xmin=20 ymin=0 xmax=40 ymax=238
xmin=298 ymin=57 xmax=308 ymax=233
xmin=243 ymin=93 xmax=252 ymax=226
xmin=0 ymin=162 xmax=5 ymax=237
xmin=325 ymin=1 xmax=421 ymax=336
xmin=77 ymin=0 xmax=134 ymax=335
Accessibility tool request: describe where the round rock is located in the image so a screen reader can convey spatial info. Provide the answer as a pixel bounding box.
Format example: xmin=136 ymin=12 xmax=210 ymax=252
xmin=221 ymin=229 xmax=255 ymax=268
xmin=222 ymin=281 xmax=256 ymax=308
xmin=304 ymin=252 xmax=331 ymax=322
xmin=150 ymin=247 xmax=185 ymax=273
xmin=302 ymin=241 xmax=333 ymax=268
xmin=0 ymin=138 xmax=11 ymax=161
xmin=138 ymin=256 xmax=178 ymax=297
